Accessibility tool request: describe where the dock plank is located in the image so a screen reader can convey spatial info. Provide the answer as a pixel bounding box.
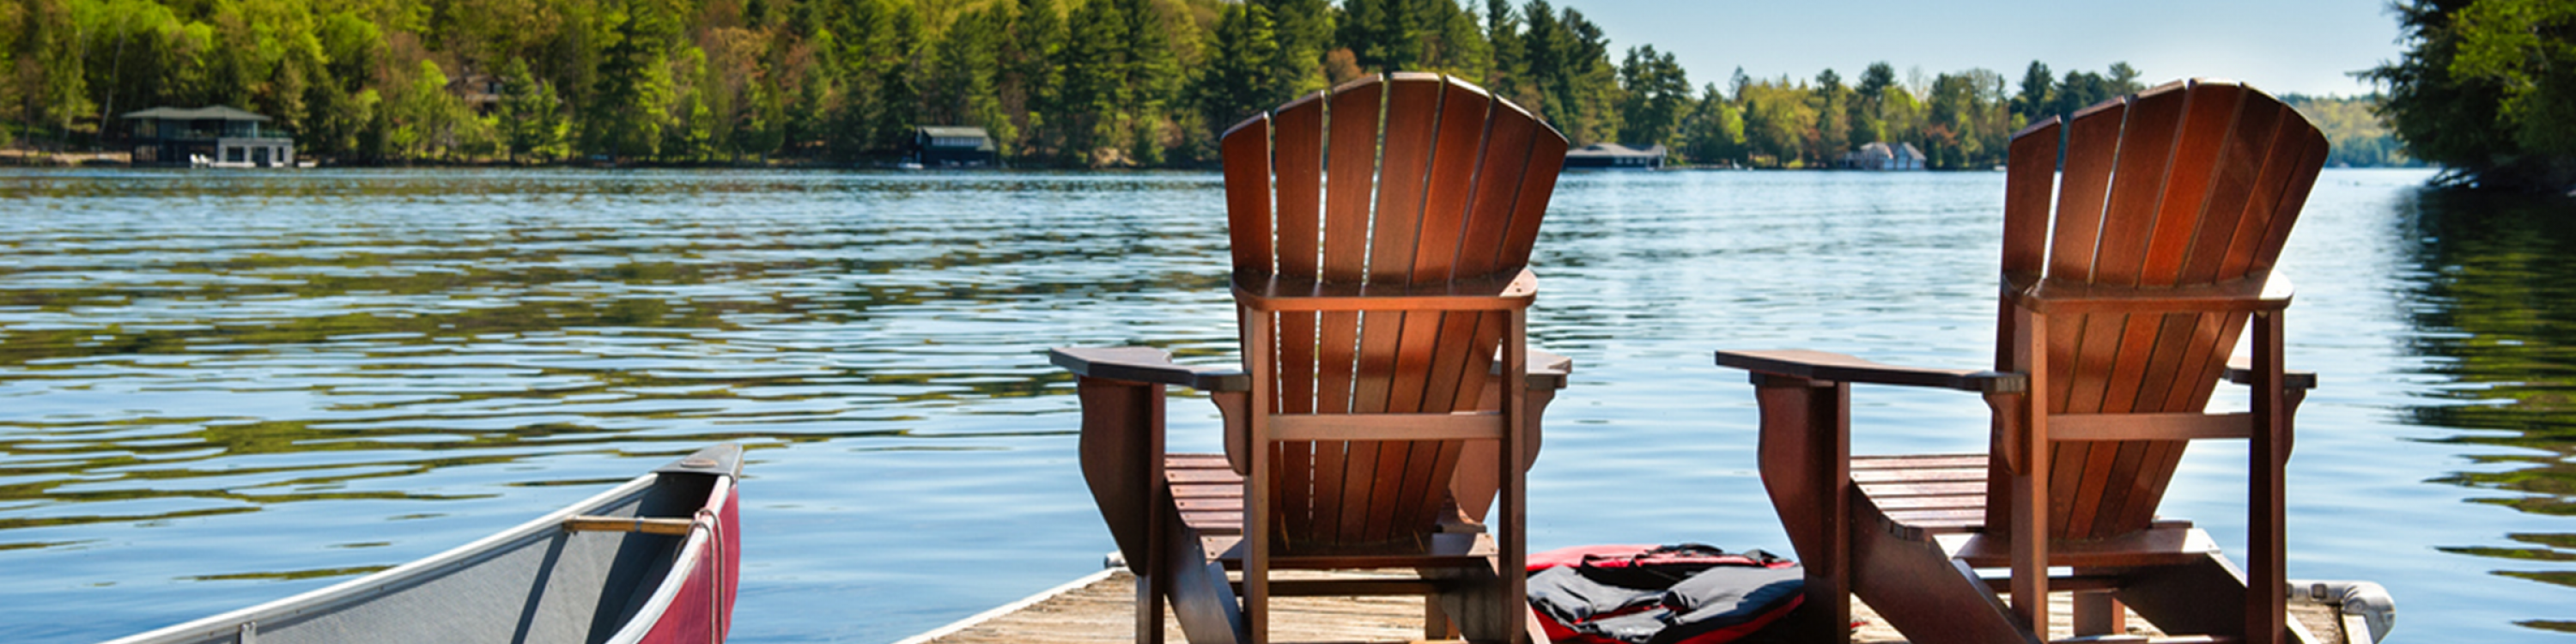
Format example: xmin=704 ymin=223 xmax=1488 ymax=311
xmin=906 ymin=568 xmax=2349 ymax=644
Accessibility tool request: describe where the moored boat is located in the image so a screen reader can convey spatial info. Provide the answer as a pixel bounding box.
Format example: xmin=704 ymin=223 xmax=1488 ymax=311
xmin=102 ymin=444 xmax=744 ymax=644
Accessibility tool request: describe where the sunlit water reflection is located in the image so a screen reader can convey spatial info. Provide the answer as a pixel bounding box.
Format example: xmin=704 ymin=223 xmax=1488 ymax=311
xmin=0 ymin=167 xmax=2562 ymax=642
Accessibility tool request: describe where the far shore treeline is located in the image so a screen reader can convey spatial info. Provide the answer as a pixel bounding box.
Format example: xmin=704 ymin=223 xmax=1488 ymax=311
xmin=1 ymin=0 xmax=2406 ymax=169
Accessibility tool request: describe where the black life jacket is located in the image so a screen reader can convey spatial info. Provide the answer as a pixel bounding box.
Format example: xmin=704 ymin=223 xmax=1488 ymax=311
xmin=1525 ymin=544 xmax=1804 ymax=644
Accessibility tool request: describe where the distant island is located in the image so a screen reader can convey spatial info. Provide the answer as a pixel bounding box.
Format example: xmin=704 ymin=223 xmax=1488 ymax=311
xmin=1 ymin=0 xmax=2416 ymax=172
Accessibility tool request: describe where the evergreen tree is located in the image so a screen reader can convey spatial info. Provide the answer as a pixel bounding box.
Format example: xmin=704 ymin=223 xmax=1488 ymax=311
xmin=584 ymin=0 xmax=682 ymax=161
xmin=1115 ymin=0 xmax=1182 ymax=165
xmin=1811 ymin=68 xmax=1850 ymax=164
xmin=301 ymin=10 xmax=384 ymax=159
xmin=1338 ymin=0 xmax=1419 ymax=73
xmin=2013 ymin=60 xmax=2052 ymax=125
xmin=1194 ymin=2 xmax=1286 ymax=135
xmin=2106 ymin=61 xmax=2142 ymax=93
xmin=1850 ymin=61 xmax=1896 ymax=144
xmin=665 ymin=46 xmax=725 ymax=161
xmin=1679 ymin=82 xmax=1742 ymax=165
xmin=1420 ymin=0 xmax=1489 ymax=81
xmin=1258 ymin=0 xmax=1332 ymax=95
xmin=1060 ymin=0 xmax=1128 ymax=164
xmin=1613 ymin=45 xmax=1687 ymax=148
xmin=12 ymin=0 xmax=92 ymax=149
xmin=1009 ymin=0 xmax=1066 ymax=161
xmin=1481 ymin=0 xmax=1528 ymax=101
xmin=498 ymin=57 xmax=567 ymax=161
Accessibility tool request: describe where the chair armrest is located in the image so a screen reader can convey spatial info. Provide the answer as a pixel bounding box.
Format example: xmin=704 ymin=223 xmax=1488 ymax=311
xmin=1502 ymin=348 xmax=1576 ymax=391
xmin=1716 ymin=349 xmax=2026 ymax=393
xmin=1050 ymin=346 xmax=1251 ymax=392
xmin=2224 ymin=355 xmax=2318 ymax=391
xmin=1054 ymin=346 xmax=1566 ymax=392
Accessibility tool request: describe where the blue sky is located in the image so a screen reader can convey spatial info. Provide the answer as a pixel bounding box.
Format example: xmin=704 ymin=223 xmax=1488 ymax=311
xmin=1549 ymin=0 xmax=2403 ymax=98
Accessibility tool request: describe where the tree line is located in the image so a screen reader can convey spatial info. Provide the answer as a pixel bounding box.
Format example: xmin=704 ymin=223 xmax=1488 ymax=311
xmin=0 ymin=0 xmax=2396 ymax=169
xmin=2369 ymin=0 xmax=2576 ymax=191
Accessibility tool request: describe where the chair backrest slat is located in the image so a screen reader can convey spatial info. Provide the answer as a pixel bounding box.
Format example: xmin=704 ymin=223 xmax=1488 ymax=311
xmin=1224 ymin=114 xmax=1275 ymax=283
xmin=1999 ymin=118 xmax=2061 ymax=279
xmin=1993 ymin=80 xmax=2324 ymax=541
xmin=1272 ymin=96 xmax=1327 ymax=416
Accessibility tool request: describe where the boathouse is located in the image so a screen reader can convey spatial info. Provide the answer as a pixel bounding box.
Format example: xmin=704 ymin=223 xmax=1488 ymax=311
xmin=1842 ymin=141 xmax=1926 ymax=170
xmin=910 ymin=126 xmax=999 ymax=167
xmin=122 ymin=106 xmax=295 ymax=167
xmin=1564 ymin=143 xmax=1665 ymax=169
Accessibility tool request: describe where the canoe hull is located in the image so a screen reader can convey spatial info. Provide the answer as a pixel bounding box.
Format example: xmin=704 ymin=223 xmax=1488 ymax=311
xmin=102 ymin=445 xmax=744 ymax=644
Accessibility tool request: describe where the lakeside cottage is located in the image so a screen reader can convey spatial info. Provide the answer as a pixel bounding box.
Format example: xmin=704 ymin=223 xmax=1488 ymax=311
xmin=1564 ymin=142 xmax=1665 ymax=169
xmin=455 ymin=73 xmax=506 ymax=116
xmin=910 ymin=126 xmax=999 ymax=167
xmin=122 ymin=106 xmax=295 ymax=167
xmin=1843 ymin=141 xmax=1926 ymax=170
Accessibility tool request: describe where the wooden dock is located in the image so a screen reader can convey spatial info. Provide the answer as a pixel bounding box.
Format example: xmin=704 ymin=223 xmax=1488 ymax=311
xmin=900 ymin=567 xmax=2353 ymax=644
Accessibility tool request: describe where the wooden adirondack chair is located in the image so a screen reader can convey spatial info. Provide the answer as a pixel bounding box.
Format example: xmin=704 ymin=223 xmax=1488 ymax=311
xmin=1715 ymin=80 xmax=2330 ymax=644
xmin=1050 ymin=72 xmax=1572 ymax=644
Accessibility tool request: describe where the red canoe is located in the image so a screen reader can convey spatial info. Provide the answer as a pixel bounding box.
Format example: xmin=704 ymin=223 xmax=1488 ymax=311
xmin=102 ymin=444 xmax=744 ymax=644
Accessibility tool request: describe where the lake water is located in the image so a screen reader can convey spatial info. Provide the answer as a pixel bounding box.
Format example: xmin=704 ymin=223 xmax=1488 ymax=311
xmin=0 ymin=167 xmax=2567 ymax=642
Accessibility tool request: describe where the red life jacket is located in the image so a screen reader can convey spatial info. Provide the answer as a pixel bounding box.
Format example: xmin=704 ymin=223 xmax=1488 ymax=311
xmin=1525 ymin=544 xmax=1803 ymax=644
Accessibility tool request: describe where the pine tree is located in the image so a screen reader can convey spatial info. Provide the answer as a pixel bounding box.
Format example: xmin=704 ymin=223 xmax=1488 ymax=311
xmin=584 ymin=0 xmax=682 ymax=161
xmin=499 ymin=57 xmax=567 ymax=162
xmin=1615 ymin=45 xmax=1688 ymax=148
xmin=1195 ymin=3 xmax=1285 ymax=136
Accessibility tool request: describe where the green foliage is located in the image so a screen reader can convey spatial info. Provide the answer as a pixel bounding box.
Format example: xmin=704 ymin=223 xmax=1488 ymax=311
xmin=1809 ymin=68 xmax=1850 ymax=166
xmin=1613 ymin=45 xmax=1686 ymax=149
xmin=1194 ymin=2 xmax=1289 ymax=136
xmin=1515 ymin=1 xmax=1619 ymax=145
xmin=1260 ymin=0 xmax=1332 ymax=96
xmin=1737 ymin=76 xmax=1816 ymax=167
xmin=1921 ymin=69 xmax=2007 ymax=169
xmin=2287 ymin=94 xmax=2417 ymax=168
xmin=390 ymin=58 xmax=494 ymax=160
xmin=584 ymin=0 xmax=683 ymax=161
xmin=496 ymin=58 xmax=568 ymax=162
xmin=1677 ymin=82 xmax=1741 ymax=165
xmin=2372 ymin=0 xmax=2576 ymax=190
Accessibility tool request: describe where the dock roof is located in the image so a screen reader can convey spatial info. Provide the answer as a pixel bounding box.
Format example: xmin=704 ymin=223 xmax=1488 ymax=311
xmin=120 ymin=105 xmax=271 ymax=122
xmin=918 ymin=125 xmax=991 ymax=138
xmin=1565 ymin=143 xmax=1666 ymax=159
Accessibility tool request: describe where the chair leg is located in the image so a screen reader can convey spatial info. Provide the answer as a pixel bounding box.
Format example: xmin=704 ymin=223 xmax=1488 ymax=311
xmin=1162 ymin=523 xmax=1246 ymax=644
xmin=1856 ymin=519 xmax=2034 ymax=644
xmin=1751 ymin=374 xmax=1853 ymax=642
xmin=2073 ymin=589 xmax=2123 ymax=636
xmin=1782 ymin=559 xmax=1851 ymax=642
xmin=1137 ymin=568 xmax=1166 ymax=644
xmin=2117 ymin=550 xmax=2251 ymax=640
xmin=1424 ymin=594 xmax=1454 ymax=641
